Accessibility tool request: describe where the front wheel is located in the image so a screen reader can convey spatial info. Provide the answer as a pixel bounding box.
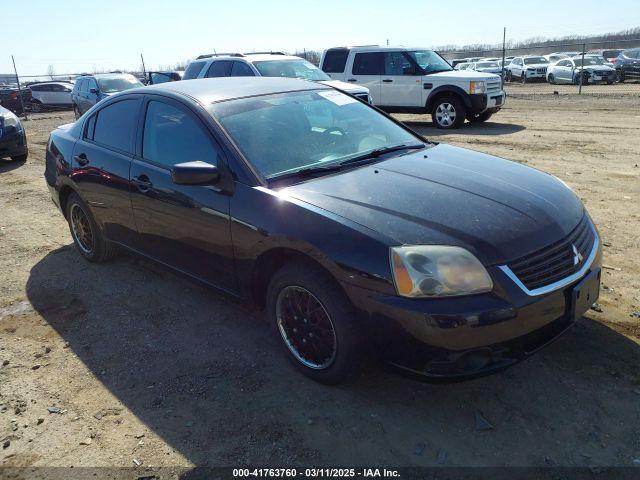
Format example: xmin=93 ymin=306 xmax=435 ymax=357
xmin=467 ymin=111 xmax=493 ymax=123
xmin=73 ymin=104 xmax=81 ymax=120
xmin=521 ymin=73 xmax=527 ymax=83
xmin=30 ymin=101 xmax=42 ymax=113
xmin=10 ymin=153 xmax=28 ymax=162
xmin=548 ymin=73 xmax=555 ymax=84
xmin=66 ymin=192 xmax=117 ymax=262
xmin=431 ymin=96 xmax=466 ymax=129
xmin=266 ymin=263 xmax=361 ymax=384
xmin=505 ymin=71 xmax=512 ymax=82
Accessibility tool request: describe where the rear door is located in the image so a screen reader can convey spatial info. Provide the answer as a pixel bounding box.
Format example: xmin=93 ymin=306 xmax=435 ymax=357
xmin=51 ymin=83 xmax=72 ymax=105
xmin=348 ymin=52 xmax=382 ymax=104
xmin=129 ymin=95 xmax=236 ymax=292
xmin=230 ymin=61 xmax=255 ymax=77
xmin=71 ymin=97 xmax=141 ymax=244
xmin=380 ymin=51 xmax=423 ymax=107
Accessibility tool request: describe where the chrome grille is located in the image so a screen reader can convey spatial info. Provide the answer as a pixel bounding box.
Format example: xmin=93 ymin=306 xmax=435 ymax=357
xmin=487 ymin=81 xmax=502 ymax=93
xmin=507 ymin=216 xmax=595 ymax=291
xmin=536 ymin=67 xmax=547 ymax=74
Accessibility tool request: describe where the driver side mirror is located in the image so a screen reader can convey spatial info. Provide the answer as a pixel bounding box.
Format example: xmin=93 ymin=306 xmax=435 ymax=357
xmin=171 ymin=161 xmax=220 ymax=185
xmin=89 ymin=88 xmax=99 ymax=95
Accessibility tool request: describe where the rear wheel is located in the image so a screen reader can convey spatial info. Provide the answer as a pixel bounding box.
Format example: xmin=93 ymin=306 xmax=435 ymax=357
xmin=73 ymin=104 xmax=81 ymax=120
xmin=66 ymin=192 xmax=116 ymax=262
xmin=431 ymin=96 xmax=466 ymax=129
xmin=266 ymin=263 xmax=361 ymax=384
xmin=616 ymin=70 xmax=625 ymax=83
xmin=30 ymin=101 xmax=42 ymax=113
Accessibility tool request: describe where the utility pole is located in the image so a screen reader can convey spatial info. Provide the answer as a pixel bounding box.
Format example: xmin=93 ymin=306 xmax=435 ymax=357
xmin=11 ymin=55 xmax=27 ymax=120
xmin=140 ymin=53 xmax=147 ymax=79
xmin=578 ymin=43 xmax=585 ymax=94
xmin=501 ymin=27 xmax=506 ymax=86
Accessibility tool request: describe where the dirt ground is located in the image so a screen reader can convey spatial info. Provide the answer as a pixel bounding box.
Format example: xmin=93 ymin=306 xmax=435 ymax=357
xmin=1 ymin=96 xmax=639 ymax=473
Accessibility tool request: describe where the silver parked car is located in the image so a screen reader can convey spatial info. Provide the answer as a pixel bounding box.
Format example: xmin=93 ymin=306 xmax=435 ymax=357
xmin=546 ymin=55 xmax=616 ymax=85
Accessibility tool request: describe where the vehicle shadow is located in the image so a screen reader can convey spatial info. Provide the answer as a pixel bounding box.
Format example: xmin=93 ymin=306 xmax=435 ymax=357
xmin=0 ymin=158 xmax=27 ymax=174
xmin=26 ymin=246 xmax=640 ymax=469
xmin=402 ymin=120 xmax=526 ymax=138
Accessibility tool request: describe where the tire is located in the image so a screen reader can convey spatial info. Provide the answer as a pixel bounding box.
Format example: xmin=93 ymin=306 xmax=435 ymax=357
xmin=65 ymin=192 xmax=117 ymax=263
xmin=467 ymin=111 xmax=493 ymax=123
xmin=505 ymin=71 xmax=512 ymax=82
xmin=548 ymin=73 xmax=555 ymax=84
xmin=617 ymin=70 xmax=625 ymax=83
xmin=431 ymin=96 xmax=466 ymax=129
xmin=521 ymin=73 xmax=527 ymax=84
xmin=30 ymin=101 xmax=42 ymax=113
xmin=73 ymin=104 xmax=81 ymax=120
xmin=266 ymin=262 xmax=361 ymax=384
xmin=10 ymin=153 xmax=28 ymax=162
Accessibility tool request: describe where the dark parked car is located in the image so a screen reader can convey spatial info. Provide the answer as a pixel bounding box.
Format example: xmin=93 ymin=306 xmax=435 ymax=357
xmin=614 ymin=48 xmax=640 ymax=82
xmin=0 ymin=86 xmax=32 ymax=114
xmin=45 ymin=78 xmax=601 ymax=384
xmin=0 ymin=105 xmax=28 ymax=161
xmin=71 ymin=73 xmax=143 ymax=118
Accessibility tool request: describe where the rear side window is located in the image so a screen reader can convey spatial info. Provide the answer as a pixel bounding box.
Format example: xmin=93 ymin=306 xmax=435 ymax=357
xmin=142 ymin=101 xmax=218 ymax=168
xmin=322 ymin=49 xmax=349 ymax=73
xmin=183 ymin=61 xmax=206 ymax=79
xmin=93 ymin=99 xmax=139 ymax=153
xmin=352 ymin=53 xmax=383 ymax=75
xmin=205 ymin=60 xmax=233 ymax=78
xmin=231 ymin=61 xmax=255 ymax=77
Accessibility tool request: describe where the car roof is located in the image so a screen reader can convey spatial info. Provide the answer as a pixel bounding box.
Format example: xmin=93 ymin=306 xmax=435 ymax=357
xmin=136 ymin=77 xmax=330 ymax=105
xmin=326 ymin=45 xmax=428 ymax=52
xmin=79 ymin=73 xmax=137 ymax=79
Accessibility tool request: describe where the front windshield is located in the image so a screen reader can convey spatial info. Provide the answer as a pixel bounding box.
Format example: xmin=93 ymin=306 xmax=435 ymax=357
xmin=97 ymin=76 xmax=143 ymax=93
xmin=574 ymin=57 xmax=605 ymax=66
xmin=406 ymin=50 xmax=452 ymax=73
xmin=209 ymin=89 xmax=420 ymax=179
xmin=524 ymin=57 xmax=548 ymax=65
xmin=476 ymin=62 xmax=499 ymax=68
xmin=253 ymin=60 xmax=331 ymax=81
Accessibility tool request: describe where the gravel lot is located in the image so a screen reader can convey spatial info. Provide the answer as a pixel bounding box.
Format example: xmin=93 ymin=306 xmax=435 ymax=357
xmin=1 ymin=96 xmax=639 ymax=471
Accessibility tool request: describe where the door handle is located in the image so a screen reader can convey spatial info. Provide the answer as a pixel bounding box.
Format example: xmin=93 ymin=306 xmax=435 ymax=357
xmin=382 ymin=79 xmax=393 ymax=83
xmin=133 ymin=174 xmax=152 ymax=192
xmin=73 ymin=153 xmax=89 ymax=166
xmin=347 ymin=78 xmax=357 ymax=82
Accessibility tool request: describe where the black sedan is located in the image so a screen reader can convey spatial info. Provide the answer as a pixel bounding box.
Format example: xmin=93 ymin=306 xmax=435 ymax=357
xmin=44 ymin=78 xmax=601 ymax=384
xmin=614 ymin=48 xmax=640 ymax=82
xmin=0 ymin=105 xmax=28 ymax=162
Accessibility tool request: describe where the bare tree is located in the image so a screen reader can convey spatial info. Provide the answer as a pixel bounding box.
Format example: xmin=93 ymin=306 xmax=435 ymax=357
xmin=46 ymin=65 xmax=56 ymax=80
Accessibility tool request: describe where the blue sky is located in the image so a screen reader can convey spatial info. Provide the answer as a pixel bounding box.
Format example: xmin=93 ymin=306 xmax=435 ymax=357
xmin=2 ymin=0 xmax=639 ymax=76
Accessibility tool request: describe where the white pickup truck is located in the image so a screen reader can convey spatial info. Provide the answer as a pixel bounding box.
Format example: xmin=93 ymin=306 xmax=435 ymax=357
xmin=320 ymin=45 xmax=505 ymax=128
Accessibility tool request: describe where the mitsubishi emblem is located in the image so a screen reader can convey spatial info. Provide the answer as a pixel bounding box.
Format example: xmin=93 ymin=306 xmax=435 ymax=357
xmin=572 ymin=244 xmax=584 ymax=266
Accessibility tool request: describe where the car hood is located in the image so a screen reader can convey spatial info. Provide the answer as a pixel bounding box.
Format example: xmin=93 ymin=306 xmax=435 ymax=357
xmin=578 ymin=65 xmax=615 ymax=72
xmin=318 ymin=79 xmax=369 ymax=95
xmin=281 ymin=144 xmax=584 ymax=265
xmin=429 ymin=69 xmax=500 ymax=81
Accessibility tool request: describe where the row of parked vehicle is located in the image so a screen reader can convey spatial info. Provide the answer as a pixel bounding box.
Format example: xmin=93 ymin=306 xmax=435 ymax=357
xmin=452 ymin=47 xmax=640 ymax=85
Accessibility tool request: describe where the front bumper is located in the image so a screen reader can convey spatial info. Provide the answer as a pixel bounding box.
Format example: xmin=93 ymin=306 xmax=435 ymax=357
xmin=524 ymin=70 xmax=547 ymax=80
xmin=343 ymin=237 xmax=602 ymax=380
xmin=469 ymin=91 xmax=505 ymax=114
xmin=0 ymin=129 xmax=28 ymax=159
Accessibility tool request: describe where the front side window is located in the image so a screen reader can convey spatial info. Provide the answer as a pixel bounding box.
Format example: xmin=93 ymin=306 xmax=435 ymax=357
xmin=96 ymin=76 xmax=143 ymax=94
xmin=352 ymin=53 xmax=383 ymax=75
xmin=205 ymin=61 xmax=233 ymax=78
xmin=93 ymin=99 xmax=139 ymax=153
xmin=384 ymin=52 xmax=417 ymax=75
xmin=405 ymin=50 xmax=452 ymax=74
xmin=183 ymin=61 xmax=206 ymax=79
xmin=143 ymin=101 xmax=218 ymax=168
xmin=253 ymin=60 xmax=329 ymax=80
xmin=231 ymin=61 xmax=255 ymax=77
xmin=209 ymin=89 xmax=419 ymax=179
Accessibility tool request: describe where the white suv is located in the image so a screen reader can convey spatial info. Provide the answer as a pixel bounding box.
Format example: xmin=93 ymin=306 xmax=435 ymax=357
xmin=183 ymin=53 xmax=371 ymax=103
xmin=505 ymin=56 xmax=549 ymax=83
xmin=28 ymin=81 xmax=74 ymax=111
xmin=320 ymin=46 xmax=505 ymax=129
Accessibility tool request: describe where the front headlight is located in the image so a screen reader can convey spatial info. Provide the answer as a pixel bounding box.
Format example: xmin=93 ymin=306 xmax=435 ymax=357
xmin=390 ymin=245 xmax=493 ymax=298
xmin=469 ymin=81 xmax=486 ymax=94
xmin=1 ymin=111 xmax=21 ymax=132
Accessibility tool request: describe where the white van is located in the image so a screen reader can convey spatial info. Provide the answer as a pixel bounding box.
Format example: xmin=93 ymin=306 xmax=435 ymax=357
xmin=320 ymin=46 xmax=505 ymax=128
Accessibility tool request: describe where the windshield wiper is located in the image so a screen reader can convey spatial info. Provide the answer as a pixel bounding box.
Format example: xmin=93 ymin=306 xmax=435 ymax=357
xmin=270 ymin=163 xmax=344 ymax=181
xmin=338 ymin=143 xmax=426 ymax=167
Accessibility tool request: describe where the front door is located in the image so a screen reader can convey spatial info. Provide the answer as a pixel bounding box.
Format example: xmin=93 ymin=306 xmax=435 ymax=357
xmin=380 ymin=51 xmax=424 ymax=107
xmin=129 ymin=96 xmax=236 ymax=293
xmin=347 ymin=52 xmax=382 ymax=105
